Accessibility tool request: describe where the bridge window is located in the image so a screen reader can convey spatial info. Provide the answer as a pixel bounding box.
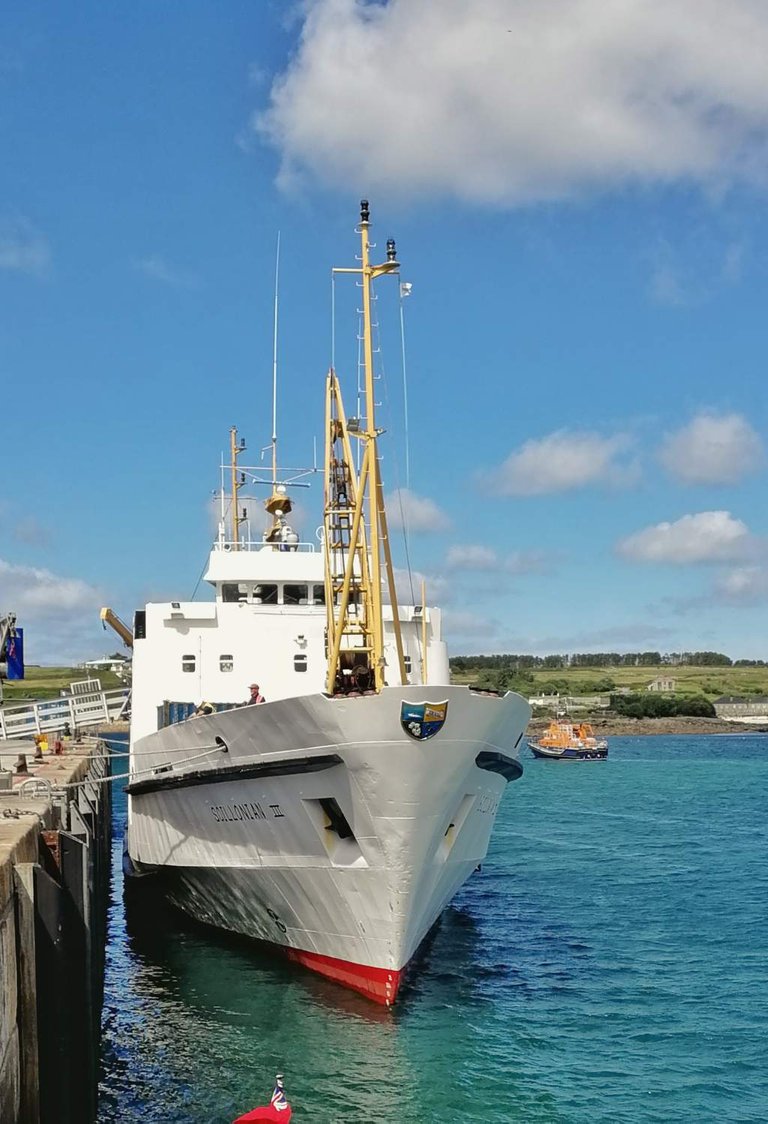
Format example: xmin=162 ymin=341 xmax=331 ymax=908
xmin=312 ymin=584 xmax=325 ymax=605
xmin=220 ymin=654 xmax=234 ymax=672
xmin=284 ymin=584 xmax=309 ymax=606
xmin=294 ymin=654 xmax=308 ymax=672
xmin=222 ymin=583 xmax=242 ymax=603
xmin=182 ymin=654 xmax=196 ymax=673
xmin=252 ymin=584 xmax=277 ymax=605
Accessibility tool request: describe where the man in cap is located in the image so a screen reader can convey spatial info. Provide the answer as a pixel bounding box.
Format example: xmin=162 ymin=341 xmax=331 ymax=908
xmin=246 ymin=683 xmax=266 ymax=705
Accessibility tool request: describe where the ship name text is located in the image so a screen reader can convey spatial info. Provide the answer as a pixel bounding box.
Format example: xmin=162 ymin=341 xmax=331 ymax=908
xmin=210 ymin=801 xmax=285 ymax=823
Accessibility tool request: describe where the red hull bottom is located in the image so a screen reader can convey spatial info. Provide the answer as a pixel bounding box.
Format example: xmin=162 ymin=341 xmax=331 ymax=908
xmin=285 ymin=947 xmax=403 ymax=1006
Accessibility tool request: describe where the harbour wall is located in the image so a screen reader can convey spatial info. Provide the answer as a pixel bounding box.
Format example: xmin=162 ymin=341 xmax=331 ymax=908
xmin=0 ymin=736 xmax=111 ymax=1124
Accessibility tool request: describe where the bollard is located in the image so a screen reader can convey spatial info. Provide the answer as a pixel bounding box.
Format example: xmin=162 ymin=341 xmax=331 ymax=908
xmin=15 ymin=753 xmax=28 ymax=774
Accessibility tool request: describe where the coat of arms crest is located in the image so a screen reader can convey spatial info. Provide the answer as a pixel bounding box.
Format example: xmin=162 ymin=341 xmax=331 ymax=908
xmin=400 ymin=701 xmax=449 ymax=741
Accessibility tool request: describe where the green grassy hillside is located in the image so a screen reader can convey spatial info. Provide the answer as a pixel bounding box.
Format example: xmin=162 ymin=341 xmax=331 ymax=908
xmin=450 ymin=663 xmax=768 ymax=700
xmin=1 ymin=665 xmax=125 ymax=702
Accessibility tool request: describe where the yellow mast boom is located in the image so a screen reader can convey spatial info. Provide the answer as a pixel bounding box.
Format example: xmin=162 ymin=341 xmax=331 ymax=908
xmin=324 ymin=201 xmax=408 ymax=693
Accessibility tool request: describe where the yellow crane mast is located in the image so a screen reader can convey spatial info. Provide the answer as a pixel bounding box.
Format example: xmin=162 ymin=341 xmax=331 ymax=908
xmin=324 ymin=200 xmax=408 ymax=694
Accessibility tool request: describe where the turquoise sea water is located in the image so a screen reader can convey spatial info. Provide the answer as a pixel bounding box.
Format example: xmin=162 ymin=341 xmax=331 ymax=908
xmin=98 ymin=735 xmax=768 ymax=1123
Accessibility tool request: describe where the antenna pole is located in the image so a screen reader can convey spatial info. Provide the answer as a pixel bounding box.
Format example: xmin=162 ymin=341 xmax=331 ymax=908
xmin=230 ymin=426 xmax=240 ymax=547
xmin=359 ymin=212 xmax=384 ymax=680
xmin=421 ymin=579 xmax=428 ymax=684
xmin=272 ymin=231 xmax=281 ymax=489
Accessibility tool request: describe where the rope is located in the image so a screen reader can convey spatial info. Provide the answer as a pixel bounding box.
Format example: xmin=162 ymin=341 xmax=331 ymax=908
xmin=372 ymin=280 xmax=418 ymax=615
xmin=399 ymin=290 xmax=411 ymax=491
xmin=331 ymin=271 xmax=336 ymax=369
xmin=55 ymin=743 xmax=223 ymax=790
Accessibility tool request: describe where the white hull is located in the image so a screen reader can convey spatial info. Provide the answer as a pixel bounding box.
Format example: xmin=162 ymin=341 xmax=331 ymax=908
xmin=127 ymin=685 xmax=529 ymax=1003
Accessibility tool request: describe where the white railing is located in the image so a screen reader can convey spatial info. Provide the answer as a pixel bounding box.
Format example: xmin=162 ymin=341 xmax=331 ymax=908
xmin=0 ymin=685 xmax=130 ymax=740
xmin=214 ymin=540 xmax=316 ymax=553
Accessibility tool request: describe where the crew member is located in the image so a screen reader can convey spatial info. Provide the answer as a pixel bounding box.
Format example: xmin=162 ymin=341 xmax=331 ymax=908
xmin=246 ymin=683 xmax=266 ymax=705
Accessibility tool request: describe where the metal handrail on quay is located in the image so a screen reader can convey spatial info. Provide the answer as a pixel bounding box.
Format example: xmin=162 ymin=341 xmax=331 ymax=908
xmin=0 ymin=679 xmax=129 ymax=740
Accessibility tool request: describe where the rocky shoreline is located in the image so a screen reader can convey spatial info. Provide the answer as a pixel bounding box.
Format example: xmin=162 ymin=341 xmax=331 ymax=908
xmin=101 ymin=716 xmax=768 ymax=738
xmin=527 ymin=714 xmax=768 ymax=736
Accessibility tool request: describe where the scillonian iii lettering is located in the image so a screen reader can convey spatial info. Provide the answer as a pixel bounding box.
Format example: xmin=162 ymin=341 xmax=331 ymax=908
xmin=210 ymin=801 xmax=285 ymax=823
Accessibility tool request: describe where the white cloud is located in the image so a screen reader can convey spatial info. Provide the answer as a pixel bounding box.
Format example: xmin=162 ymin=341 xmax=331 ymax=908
xmin=257 ymin=0 xmax=768 ymax=204
xmin=0 ymin=218 xmax=51 ymax=276
xmin=485 ymin=430 xmax=635 ymax=495
xmin=559 ymin=622 xmax=675 ymax=647
xmin=713 ymin=566 xmax=768 ymax=605
xmin=648 ymin=238 xmax=748 ymax=307
xmin=443 ymin=609 xmax=500 ymax=641
xmin=446 ymin=545 xmax=499 ymax=571
xmin=617 ymin=510 xmax=753 ymax=564
xmin=385 ymin=488 xmax=451 ymax=532
xmin=659 ymin=412 xmax=764 ymax=485
xmin=445 ymin=543 xmax=549 ymax=573
xmin=385 ymin=567 xmax=451 ymax=606
xmin=134 ymin=255 xmax=198 ymax=287
xmin=0 ymin=559 xmax=107 ymax=664
xmin=12 ymin=518 xmax=51 ymax=548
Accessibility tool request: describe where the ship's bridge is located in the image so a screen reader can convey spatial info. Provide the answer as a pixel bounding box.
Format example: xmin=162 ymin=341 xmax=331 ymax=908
xmin=204 ymin=539 xmax=324 ymax=599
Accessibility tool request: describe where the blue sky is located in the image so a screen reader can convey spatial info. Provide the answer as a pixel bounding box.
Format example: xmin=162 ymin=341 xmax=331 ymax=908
xmin=2 ymin=0 xmax=768 ymax=664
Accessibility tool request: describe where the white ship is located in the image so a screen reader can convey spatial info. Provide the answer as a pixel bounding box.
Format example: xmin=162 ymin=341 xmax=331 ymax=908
xmin=125 ymin=202 xmax=531 ymax=1005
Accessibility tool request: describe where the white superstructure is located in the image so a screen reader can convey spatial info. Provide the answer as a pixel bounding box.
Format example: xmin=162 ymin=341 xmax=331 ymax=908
xmin=130 ymin=538 xmax=448 ymax=743
xmin=125 ymin=203 xmax=530 ymax=1005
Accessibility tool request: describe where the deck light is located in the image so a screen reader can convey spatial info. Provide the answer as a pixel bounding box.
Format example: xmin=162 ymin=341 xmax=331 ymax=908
xmin=386 ymin=239 xmax=397 ymax=262
xmin=360 ymin=199 xmax=370 ymax=223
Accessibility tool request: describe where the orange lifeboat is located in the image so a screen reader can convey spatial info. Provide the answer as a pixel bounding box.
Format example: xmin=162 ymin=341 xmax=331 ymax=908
xmin=529 ymin=720 xmax=608 ymax=760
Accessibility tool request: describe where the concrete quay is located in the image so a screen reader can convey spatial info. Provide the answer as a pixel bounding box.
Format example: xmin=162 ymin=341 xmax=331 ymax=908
xmin=0 ymin=735 xmax=111 ymax=1124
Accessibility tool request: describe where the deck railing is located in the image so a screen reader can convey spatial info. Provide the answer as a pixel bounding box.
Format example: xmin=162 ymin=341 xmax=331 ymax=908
xmin=213 ymin=540 xmax=317 ymax=553
xmin=0 ymin=683 xmax=129 ymax=740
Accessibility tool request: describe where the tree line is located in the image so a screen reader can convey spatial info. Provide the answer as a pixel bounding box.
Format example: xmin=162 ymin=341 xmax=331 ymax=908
xmin=450 ymin=652 xmax=766 ymax=671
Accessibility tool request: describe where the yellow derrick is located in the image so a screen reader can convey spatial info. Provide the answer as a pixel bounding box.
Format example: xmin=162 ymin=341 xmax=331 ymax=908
xmin=323 ymin=201 xmax=408 ymax=694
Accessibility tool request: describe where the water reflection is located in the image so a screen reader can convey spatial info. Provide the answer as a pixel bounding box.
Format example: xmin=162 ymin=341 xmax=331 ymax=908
xmin=98 ymin=734 xmax=582 ymax=1122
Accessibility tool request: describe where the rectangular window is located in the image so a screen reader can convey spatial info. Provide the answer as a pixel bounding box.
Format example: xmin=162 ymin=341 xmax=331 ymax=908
xmin=182 ymin=654 xmax=196 ymax=673
xmin=222 ymin=583 xmax=243 ymax=603
xmin=404 ymin=655 xmax=412 ymax=674
xmin=220 ymin=654 xmax=233 ymax=672
xmin=294 ymin=654 xmax=308 ymax=673
xmin=312 ymin=584 xmax=325 ymax=606
xmin=252 ymin=584 xmax=277 ymax=605
xmin=284 ymin=584 xmax=309 ymax=606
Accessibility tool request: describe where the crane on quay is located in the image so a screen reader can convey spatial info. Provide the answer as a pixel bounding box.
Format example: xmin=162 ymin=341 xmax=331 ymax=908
xmin=99 ymin=607 xmax=134 ymax=649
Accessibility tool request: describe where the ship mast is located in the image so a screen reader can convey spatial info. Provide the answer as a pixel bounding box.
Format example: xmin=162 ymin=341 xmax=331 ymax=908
xmin=263 ymin=232 xmax=294 ymax=547
xmin=229 ymin=426 xmax=246 ymax=548
xmin=324 ymin=201 xmax=408 ymax=694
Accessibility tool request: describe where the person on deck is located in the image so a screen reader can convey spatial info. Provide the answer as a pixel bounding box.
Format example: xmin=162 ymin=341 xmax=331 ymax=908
xmin=246 ymin=683 xmax=266 ymax=705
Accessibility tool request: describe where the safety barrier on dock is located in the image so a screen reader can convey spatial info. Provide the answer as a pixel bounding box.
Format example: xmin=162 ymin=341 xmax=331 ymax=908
xmin=0 ymin=679 xmax=129 ymax=740
xmin=0 ymin=734 xmax=112 ymax=1124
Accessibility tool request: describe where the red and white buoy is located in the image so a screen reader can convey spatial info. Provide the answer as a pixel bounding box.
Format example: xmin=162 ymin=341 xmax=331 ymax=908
xmin=233 ymin=1074 xmax=292 ymax=1123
